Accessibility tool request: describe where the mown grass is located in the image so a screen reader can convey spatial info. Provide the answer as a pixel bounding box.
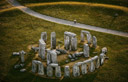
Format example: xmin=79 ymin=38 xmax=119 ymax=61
xmin=17 ymin=0 xmax=128 ymax=7
xmin=0 ymin=8 xmax=128 ymax=82
xmin=29 ymin=4 xmax=128 ymax=32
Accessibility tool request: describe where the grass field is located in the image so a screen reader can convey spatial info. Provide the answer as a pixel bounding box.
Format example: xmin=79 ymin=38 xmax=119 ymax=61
xmin=0 ymin=7 xmax=128 ymax=82
xmin=17 ymin=0 xmax=128 ymax=7
xmin=28 ymin=4 xmax=128 ymax=32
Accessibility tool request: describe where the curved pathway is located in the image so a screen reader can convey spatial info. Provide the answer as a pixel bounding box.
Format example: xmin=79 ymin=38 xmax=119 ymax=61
xmin=7 ymin=0 xmax=128 ymax=37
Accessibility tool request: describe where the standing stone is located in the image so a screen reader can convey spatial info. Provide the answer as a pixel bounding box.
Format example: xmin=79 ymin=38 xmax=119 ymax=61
xmin=87 ymin=33 xmax=92 ymax=45
xmin=64 ymin=36 xmax=70 ymax=50
xmin=20 ymin=50 xmax=26 ymax=63
xmin=41 ymin=32 xmax=47 ymax=42
xmin=55 ymin=66 xmax=61 ymax=78
xmin=39 ymin=39 xmax=46 ymax=60
xmin=37 ymin=61 xmax=44 ymax=75
xmin=92 ymin=36 xmax=97 ymax=48
xmin=81 ymin=31 xmax=85 ymax=42
xmin=100 ymin=53 xmax=105 ymax=65
xmin=47 ymin=50 xmax=51 ymax=65
xmin=47 ymin=65 xmax=53 ymax=77
xmin=32 ymin=60 xmax=37 ymax=73
xmin=71 ymin=37 xmax=77 ymax=51
xmin=102 ymin=47 xmax=107 ymax=54
xmin=51 ymin=32 xmax=56 ymax=49
xmin=83 ymin=44 xmax=89 ymax=57
xmin=81 ymin=63 xmax=87 ymax=75
xmin=81 ymin=30 xmax=90 ymax=42
xmin=51 ymin=50 xmax=58 ymax=64
xmin=64 ymin=66 xmax=70 ymax=77
xmin=89 ymin=60 xmax=95 ymax=72
xmin=73 ymin=64 xmax=80 ymax=77
xmin=96 ymin=57 xmax=100 ymax=68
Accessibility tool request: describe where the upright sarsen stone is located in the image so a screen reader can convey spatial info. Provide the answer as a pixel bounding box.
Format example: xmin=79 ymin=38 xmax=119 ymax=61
xmin=83 ymin=44 xmax=89 ymax=57
xmin=51 ymin=50 xmax=58 ymax=64
xmin=64 ymin=66 xmax=70 ymax=77
xmin=51 ymin=32 xmax=56 ymax=49
xmin=37 ymin=61 xmax=44 ymax=75
xmin=20 ymin=50 xmax=26 ymax=63
xmin=87 ymin=33 xmax=92 ymax=45
xmin=73 ymin=64 xmax=80 ymax=77
xmin=32 ymin=60 xmax=37 ymax=73
xmin=41 ymin=32 xmax=47 ymax=42
xmin=100 ymin=53 xmax=105 ymax=65
xmin=55 ymin=66 xmax=61 ymax=78
xmin=64 ymin=36 xmax=70 ymax=50
xmin=71 ymin=37 xmax=77 ymax=51
xmin=81 ymin=63 xmax=87 ymax=75
xmin=39 ymin=39 xmax=46 ymax=60
xmin=47 ymin=65 xmax=53 ymax=77
xmin=92 ymin=36 xmax=97 ymax=48
xmin=47 ymin=50 xmax=51 ymax=65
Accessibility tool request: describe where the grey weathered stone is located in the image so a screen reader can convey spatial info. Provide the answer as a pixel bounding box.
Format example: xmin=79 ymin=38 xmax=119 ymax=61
xmin=37 ymin=61 xmax=44 ymax=75
xmin=83 ymin=59 xmax=91 ymax=72
xmin=39 ymin=39 xmax=46 ymax=60
xmin=20 ymin=68 xmax=26 ymax=72
xmin=71 ymin=37 xmax=77 ymax=51
xmin=51 ymin=50 xmax=58 ymax=64
xmin=73 ymin=64 xmax=80 ymax=77
xmin=13 ymin=52 xmax=20 ymax=56
xmin=14 ymin=64 xmax=20 ymax=69
xmin=72 ymin=54 xmax=76 ymax=58
xmin=51 ymin=32 xmax=56 ymax=49
xmin=64 ymin=66 xmax=70 ymax=77
xmin=83 ymin=44 xmax=89 ymax=57
xmin=65 ymin=60 xmax=69 ymax=63
xmin=41 ymin=32 xmax=47 ymax=42
xmin=81 ymin=63 xmax=87 ymax=75
xmin=47 ymin=50 xmax=51 ymax=65
xmin=31 ymin=46 xmax=39 ymax=52
xmin=102 ymin=47 xmax=107 ymax=54
xmin=47 ymin=65 xmax=53 ymax=77
xmin=75 ymin=52 xmax=84 ymax=57
xmin=71 ymin=59 xmax=75 ymax=62
xmin=49 ymin=63 xmax=58 ymax=67
xmin=64 ymin=31 xmax=77 ymax=51
xmin=92 ymin=36 xmax=97 ymax=48
xmin=81 ymin=30 xmax=90 ymax=42
xmin=68 ymin=55 xmax=72 ymax=59
xmin=20 ymin=64 xmax=24 ymax=67
xmin=64 ymin=36 xmax=70 ymax=50
xmin=100 ymin=53 xmax=106 ymax=65
xmin=87 ymin=33 xmax=92 ymax=44
xmin=32 ymin=60 xmax=37 ymax=73
xmin=89 ymin=60 xmax=95 ymax=72
xmin=96 ymin=57 xmax=100 ymax=68
xmin=56 ymin=49 xmax=67 ymax=54
xmin=20 ymin=50 xmax=26 ymax=63
xmin=55 ymin=66 xmax=61 ymax=78
xmin=76 ymin=62 xmax=83 ymax=66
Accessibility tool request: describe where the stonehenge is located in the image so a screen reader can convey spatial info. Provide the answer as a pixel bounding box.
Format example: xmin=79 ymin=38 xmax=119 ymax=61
xmin=11 ymin=30 xmax=108 ymax=78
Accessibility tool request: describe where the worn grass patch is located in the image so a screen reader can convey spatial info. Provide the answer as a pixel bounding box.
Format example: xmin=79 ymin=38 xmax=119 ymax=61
xmin=0 ymin=9 xmax=128 ymax=82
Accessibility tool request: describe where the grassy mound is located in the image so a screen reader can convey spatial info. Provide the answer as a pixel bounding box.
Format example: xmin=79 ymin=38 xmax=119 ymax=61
xmin=0 ymin=9 xmax=128 ymax=82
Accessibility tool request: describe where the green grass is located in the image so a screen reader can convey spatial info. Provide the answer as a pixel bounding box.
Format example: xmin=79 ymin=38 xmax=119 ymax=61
xmin=0 ymin=9 xmax=128 ymax=82
xmin=17 ymin=0 xmax=128 ymax=7
xmin=29 ymin=5 xmax=128 ymax=32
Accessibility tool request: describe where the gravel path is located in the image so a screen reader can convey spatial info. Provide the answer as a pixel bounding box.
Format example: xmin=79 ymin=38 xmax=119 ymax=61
xmin=7 ymin=0 xmax=128 ymax=37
